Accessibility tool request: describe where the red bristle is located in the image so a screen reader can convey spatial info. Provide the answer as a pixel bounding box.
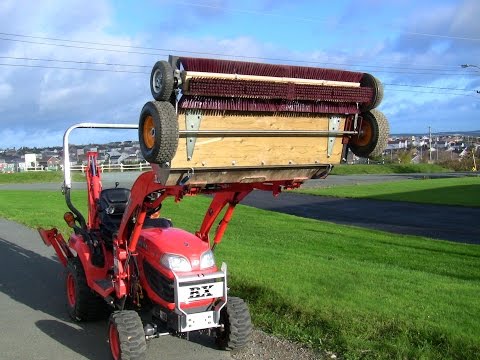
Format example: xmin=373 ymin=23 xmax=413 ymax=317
xmin=180 ymin=57 xmax=363 ymax=83
xmin=186 ymin=78 xmax=373 ymax=103
xmin=179 ymin=96 xmax=359 ymax=114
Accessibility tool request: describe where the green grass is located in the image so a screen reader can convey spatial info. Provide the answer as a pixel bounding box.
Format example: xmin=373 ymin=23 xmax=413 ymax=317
xmin=0 ymin=171 xmax=85 ymax=184
xmin=0 ymin=190 xmax=479 ymax=359
xmin=331 ymin=164 xmax=452 ymax=175
xmin=298 ymin=177 xmax=480 ymax=207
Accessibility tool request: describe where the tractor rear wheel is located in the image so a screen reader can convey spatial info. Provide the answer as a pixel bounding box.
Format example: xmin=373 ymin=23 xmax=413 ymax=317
xmin=65 ymin=257 xmax=109 ymax=321
xmin=150 ymin=60 xmax=175 ymax=101
xmin=216 ymin=296 xmax=252 ymax=351
xmin=138 ymin=101 xmax=179 ymax=164
xmin=360 ymin=73 xmax=384 ymax=111
xmin=108 ymin=310 xmax=147 ymax=360
xmin=349 ymin=109 xmax=389 ymax=159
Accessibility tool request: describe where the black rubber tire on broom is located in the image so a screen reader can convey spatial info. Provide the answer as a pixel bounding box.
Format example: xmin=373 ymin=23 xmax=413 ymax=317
xmin=360 ymin=73 xmax=384 ymax=111
xmin=150 ymin=60 xmax=175 ymax=101
xmin=349 ymin=109 xmax=389 ymax=158
xmin=138 ymin=101 xmax=179 ymax=164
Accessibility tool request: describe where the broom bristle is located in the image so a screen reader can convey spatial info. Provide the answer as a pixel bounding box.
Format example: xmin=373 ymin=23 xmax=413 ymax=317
xmin=180 ymin=57 xmax=363 ymax=83
xmin=179 ymin=96 xmax=359 ymax=114
xmin=186 ymin=78 xmax=373 ymax=103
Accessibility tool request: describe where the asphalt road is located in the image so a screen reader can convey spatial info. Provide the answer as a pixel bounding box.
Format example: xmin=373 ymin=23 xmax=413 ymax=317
xmin=241 ymin=191 xmax=480 ymax=244
xmin=0 ymin=218 xmax=231 ymax=360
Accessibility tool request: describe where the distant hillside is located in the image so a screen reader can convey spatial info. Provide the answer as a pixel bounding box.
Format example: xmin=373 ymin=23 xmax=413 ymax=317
xmin=392 ymin=130 xmax=480 ymax=137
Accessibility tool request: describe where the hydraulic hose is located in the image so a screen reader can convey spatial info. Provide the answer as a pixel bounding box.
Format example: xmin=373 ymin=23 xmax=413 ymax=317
xmin=64 ymin=187 xmax=87 ymax=230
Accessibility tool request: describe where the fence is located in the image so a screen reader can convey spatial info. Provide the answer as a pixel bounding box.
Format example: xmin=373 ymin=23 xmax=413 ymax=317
xmin=70 ymin=163 xmax=152 ymax=173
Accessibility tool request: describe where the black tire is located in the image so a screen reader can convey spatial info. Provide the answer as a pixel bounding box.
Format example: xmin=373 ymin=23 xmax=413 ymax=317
xmin=108 ymin=311 xmax=147 ymax=360
xmin=138 ymin=101 xmax=179 ymax=164
xmin=150 ymin=60 xmax=175 ymax=101
xmin=360 ymin=73 xmax=384 ymax=111
xmin=349 ymin=109 xmax=389 ymax=158
xmin=216 ymin=297 xmax=252 ymax=351
xmin=65 ymin=257 xmax=109 ymax=321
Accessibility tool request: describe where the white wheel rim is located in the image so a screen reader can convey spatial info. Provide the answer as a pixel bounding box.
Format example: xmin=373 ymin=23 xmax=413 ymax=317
xmin=152 ymin=69 xmax=163 ymax=94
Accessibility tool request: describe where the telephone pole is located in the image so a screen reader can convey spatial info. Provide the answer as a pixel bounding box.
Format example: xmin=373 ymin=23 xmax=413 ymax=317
xmin=429 ymin=126 xmax=432 ymax=162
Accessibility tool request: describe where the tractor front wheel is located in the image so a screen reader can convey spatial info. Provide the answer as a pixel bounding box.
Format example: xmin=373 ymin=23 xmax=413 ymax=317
xmin=108 ymin=311 xmax=147 ymax=360
xmin=65 ymin=258 xmax=109 ymax=321
xmin=216 ymin=296 xmax=252 ymax=351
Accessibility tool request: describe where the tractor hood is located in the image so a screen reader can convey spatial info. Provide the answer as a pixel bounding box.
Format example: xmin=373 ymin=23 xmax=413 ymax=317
xmin=137 ymin=227 xmax=212 ymax=272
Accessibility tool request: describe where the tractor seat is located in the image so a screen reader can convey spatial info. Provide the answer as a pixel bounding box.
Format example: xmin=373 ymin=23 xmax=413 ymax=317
xmin=98 ymin=188 xmax=131 ymax=241
xmin=143 ymin=217 xmax=173 ymax=229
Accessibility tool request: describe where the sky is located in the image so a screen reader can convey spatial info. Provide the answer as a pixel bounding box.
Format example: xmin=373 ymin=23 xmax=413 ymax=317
xmin=0 ymin=0 xmax=479 ymax=148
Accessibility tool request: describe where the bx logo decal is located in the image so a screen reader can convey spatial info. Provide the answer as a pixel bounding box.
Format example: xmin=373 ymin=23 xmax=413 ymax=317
xmin=189 ymin=285 xmax=214 ymax=299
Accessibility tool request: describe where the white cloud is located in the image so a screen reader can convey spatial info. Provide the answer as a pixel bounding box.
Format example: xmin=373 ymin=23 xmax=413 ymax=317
xmin=0 ymin=82 xmax=12 ymax=99
xmin=0 ymin=0 xmax=479 ymax=149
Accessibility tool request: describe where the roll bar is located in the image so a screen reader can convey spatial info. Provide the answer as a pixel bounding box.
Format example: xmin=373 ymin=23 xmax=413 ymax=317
xmin=63 ymin=123 xmax=138 ymax=189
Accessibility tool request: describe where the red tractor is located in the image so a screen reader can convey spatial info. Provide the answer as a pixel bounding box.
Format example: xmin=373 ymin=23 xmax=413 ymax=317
xmin=39 ymin=56 xmax=388 ymax=359
xmin=39 ymin=123 xmax=315 ymax=359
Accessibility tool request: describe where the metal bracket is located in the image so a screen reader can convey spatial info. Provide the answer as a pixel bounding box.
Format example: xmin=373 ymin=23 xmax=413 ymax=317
xmin=179 ymin=168 xmax=195 ymax=185
xmin=185 ymin=111 xmax=202 ymax=161
xmin=327 ymin=116 xmax=341 ymax=157
xmin=151 ymin=163 xmax=171 ymax=185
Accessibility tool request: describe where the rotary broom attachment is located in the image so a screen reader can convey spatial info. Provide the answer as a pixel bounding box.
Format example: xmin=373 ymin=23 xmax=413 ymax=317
xmin=150 ymin=56 xmax=383 ymax=114
xmin=140 ymin=55 xmax=389 ymax=180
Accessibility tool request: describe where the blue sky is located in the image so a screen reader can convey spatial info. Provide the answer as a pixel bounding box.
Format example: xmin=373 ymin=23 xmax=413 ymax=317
xmin=0 ymin=0 xmax=478 ymax=148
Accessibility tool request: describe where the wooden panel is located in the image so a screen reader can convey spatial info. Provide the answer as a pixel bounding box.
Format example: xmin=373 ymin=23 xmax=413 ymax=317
xmin=171 ymin=113 xmax=346 ymax=168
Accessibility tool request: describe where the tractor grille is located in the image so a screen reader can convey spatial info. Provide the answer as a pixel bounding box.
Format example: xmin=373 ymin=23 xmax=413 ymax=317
xmin=143 ymin=260 xmax=174 ymax=303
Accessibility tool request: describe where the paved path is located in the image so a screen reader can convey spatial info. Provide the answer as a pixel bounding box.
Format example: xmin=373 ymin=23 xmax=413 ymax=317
xmin=241 ymin=191 xmax=480 ymax=244
xmin=0 ymin=218 xmax=231 ymax=360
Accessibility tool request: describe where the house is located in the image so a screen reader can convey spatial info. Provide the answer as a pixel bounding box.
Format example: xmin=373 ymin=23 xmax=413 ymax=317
xmin=47 ymin=156 xmax=62 ymax=167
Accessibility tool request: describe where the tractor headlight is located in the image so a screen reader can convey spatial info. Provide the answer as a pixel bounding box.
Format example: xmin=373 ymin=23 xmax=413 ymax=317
xmin=160 ymin=254 xmax=192 ymax=272
xmin=200 ymin=250 xmax=215 ymax=269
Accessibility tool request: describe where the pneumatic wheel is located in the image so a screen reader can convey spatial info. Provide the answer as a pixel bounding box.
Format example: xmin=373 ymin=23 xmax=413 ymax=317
xmin=65 ymin=257 xmax=109 ymax=321
xmin=216 ymin=297 xmax=253 ymax=351
xmin=108 ymin=311 xmax=147 ymax=360
xmin=150 ymin=60 xmax=175 ymax=101
xmin=360 ymin=73 xmax=384 ymax=111
xmin=349 ymin=109 xmax=389 ymax=158
xmin=139 ymin=101 xmax=179 ymax=164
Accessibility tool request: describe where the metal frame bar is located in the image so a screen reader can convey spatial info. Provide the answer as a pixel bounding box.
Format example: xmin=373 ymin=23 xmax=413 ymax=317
xmin=63 ymin=123 xmax=138 ymax=189
xmin=172 ymin=263 xmax=228 ymax=332
xmin=179 ymin=129 xmax=357 ymax=137
xmin=63 ymin=122 xmax=357 ymax=188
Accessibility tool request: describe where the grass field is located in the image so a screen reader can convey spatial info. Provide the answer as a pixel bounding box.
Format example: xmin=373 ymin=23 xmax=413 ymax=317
xmin=0 ymin=171 xmax=84 ymax=184
xmin=0 ymin=189 xmax=479 ymax=359
xmin=299 ymin=177 xmax=480 ymax=207
xmin=330 ymin=163 xmax=451 ymax=175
